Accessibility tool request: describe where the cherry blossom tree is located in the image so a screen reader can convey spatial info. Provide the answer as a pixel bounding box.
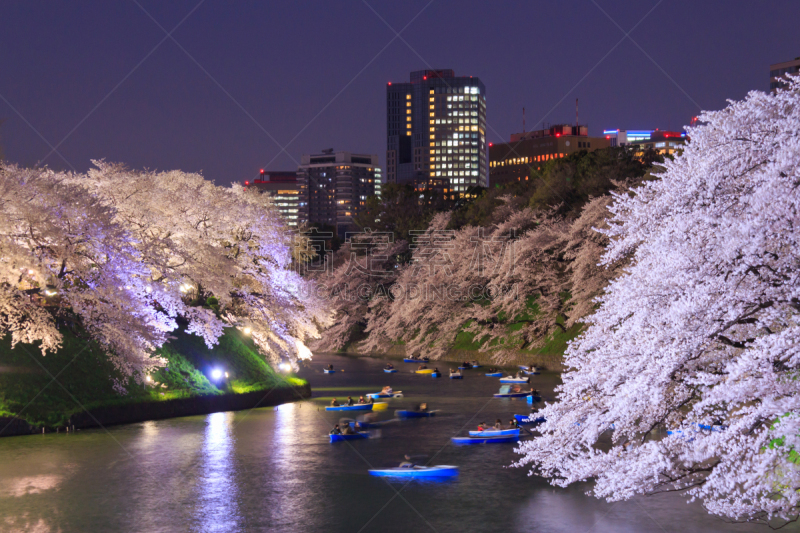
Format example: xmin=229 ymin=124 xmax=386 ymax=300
xmin=0 ymin=164 xmax=172 ymax=381
xmin=76 ymin=162 xmax=331 ymax=370
xmin=516 ymin=79 xmax=800 ymax=524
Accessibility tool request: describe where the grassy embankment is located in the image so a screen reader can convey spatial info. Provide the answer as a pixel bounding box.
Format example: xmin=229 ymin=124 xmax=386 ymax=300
xmin=0 ymin=327 xmax=304 ymax=428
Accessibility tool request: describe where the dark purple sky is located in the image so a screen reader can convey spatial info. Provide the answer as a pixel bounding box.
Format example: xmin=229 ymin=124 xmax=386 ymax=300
xmin=1 ymin=1 xmax=798 ymax=186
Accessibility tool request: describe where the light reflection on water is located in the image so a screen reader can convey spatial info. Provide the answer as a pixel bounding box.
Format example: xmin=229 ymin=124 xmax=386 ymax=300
xmin=198 ymin=411 xmax=240 ymax=532
xmin=0 ymin=354 xmax=798 ymax=533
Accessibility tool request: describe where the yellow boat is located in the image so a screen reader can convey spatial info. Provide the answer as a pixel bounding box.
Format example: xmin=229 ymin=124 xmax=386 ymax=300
xmin=372 ymin=402 xmax=389 ymax=411
xmin=416 ymin=369 xmax=435 ymax=374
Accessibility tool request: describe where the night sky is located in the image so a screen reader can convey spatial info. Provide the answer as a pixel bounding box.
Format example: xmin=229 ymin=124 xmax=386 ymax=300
xmin=2 ymin=1 xmax=798 ymax=186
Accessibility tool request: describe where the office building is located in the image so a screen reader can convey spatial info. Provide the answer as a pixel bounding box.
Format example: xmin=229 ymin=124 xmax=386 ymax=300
xmin=604 ymin=129 xmax=687 ymax=157
xmin=386 ymin=69 xmax=487 ymax=198
xmin=770 ymin=56 xmax=800 ymax=93
xmin=297 ymin=151 xmax=381 ymax=238
xmin=489 ymin=124 xmax=610 ymax=187
xmin=245 ymin=171 xmax=300 ymax=228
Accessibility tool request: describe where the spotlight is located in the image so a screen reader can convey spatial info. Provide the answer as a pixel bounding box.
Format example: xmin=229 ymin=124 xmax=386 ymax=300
xmin=211 ymin=369 xmax=223 ymax=380
xmin=243 ymin=327 xmax=252 ymax=335
xmin=279 ymin=363 xmax=291 ymax=373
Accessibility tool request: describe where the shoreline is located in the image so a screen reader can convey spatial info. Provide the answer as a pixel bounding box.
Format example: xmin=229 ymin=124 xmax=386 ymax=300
xmin=317 ymin=348 xmax=566 ymax=371
xmin=0 ymin=383 xmax=311 ymax=438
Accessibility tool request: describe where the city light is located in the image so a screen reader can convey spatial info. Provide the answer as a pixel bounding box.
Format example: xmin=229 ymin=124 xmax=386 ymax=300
xmin=211 ymin=369 xmax=223 ymax=380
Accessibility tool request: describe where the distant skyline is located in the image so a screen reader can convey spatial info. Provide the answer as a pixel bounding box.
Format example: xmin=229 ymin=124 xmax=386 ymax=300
xmin=1 ymin=1 xmax=799 ymax=187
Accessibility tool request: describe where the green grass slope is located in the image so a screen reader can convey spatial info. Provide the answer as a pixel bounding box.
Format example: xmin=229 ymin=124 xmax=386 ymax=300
xmin=0 ymin=326 xmax=303 ymax=428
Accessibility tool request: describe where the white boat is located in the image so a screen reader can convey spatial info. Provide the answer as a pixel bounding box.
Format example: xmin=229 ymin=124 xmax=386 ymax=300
xmin=499 ymin=376 xmax=529 ymax=383
xmin=366 ymin=391 xmax=403 ymax=399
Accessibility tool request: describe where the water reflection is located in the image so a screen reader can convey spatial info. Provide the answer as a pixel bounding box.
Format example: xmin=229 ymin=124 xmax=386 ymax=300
xmin=199 ymin=411 xmax=241 ymax=532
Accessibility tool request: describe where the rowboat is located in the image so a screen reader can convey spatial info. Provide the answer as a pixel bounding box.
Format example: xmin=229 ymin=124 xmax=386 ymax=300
xmin=457 ymin=364 xmax=472 ymax=370
xmin=326 ymin=404 xmax=373 ymax=411
xmin=499 ymin=377 xmax=530 ymax=383
xmin=384 ymin=369 xmax=398 ymax=373
xmin=431 ymin=372 xmax=441 ymax=378
xmin=519 ymin=365 xmax=541 ymax=375
xmin=396 ymin=410 xmax=435 ymax=418
xmin=451 ymin=435 xmax=520 ymax=444
xmin=330 ymin=432 xmax=368 ymax=442
xmin=470 ymin=362 xmax=482 ymax=368
xmin=404 ymin=358 xmax=429 ymax=363
xmin=366 ymin=391 xmax=403 ymax=399
xmin=485 ymin=372 xmax=502 ymax=377
xmin=416 ymin=369 xmax=435 ymax=374
xmin=468 ymin=428 xmax=520 ymax=437
xmin=514 ymin=414 xmax=546 ymax=425
xmin=493 ymin=391 xmax=531 ymax=398
xmin=368 ymin=465 xmax=458 ymax=478
xmin=323 ymin=369 xmax=336 ymax=374
xmin=449 ymin=372 xmax=463 ymax=379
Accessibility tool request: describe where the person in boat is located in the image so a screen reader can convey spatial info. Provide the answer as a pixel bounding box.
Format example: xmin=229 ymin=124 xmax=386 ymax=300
xmin=330 ymin=424 xmax=342 ymax=435
xmin=358 ymin=396 xmax=366 ymax=404
xmin=386 ymin=363 xmax=394 ymax=370
xmin=528 ymin=364 xmax=534 ymax=371
xmin=509 ymin=418 xmax=519 ymax=429
xmin=515 ymin=371 xmax=523 ymax=379
xmin=342 ymin=424 xmax=355 ymax=435
xmin=511 ymin=384 xmax=522 ymax=393
xmin=494 ymin=419 xmax=503 ymax=430
xmin=449 ymin=368 xmax=458 ymax=374
xmin=381 ymin=385 xmax=393 ymax=394
xmin=487 ymin=367 xmax=497 ymax=373
xmin=327 ymin=364 xmax=334 ymax=371
xmin=346 ymin=396 xmax=354 ymax=406
xmin=366 ymin=395 xmax=374 ymax=405
xmin=330 ymin=398 xmax=340 ymax=407
xmin=531 ymin=389 xmax=540 ymax=396
xmin=412 ymin=402 xmax=428 ymax=414
xmin=477 ymin=422 xmax=487 ymax=432
xmin=433 ymin=367 xmax=440 ymax=374
xmin=421 ymin=356 xmax=430 ymax=362
xmin=399 ymin=454 xmax=415 ymax=468
xmin=417 ymin=364 xmax=428 ymax=370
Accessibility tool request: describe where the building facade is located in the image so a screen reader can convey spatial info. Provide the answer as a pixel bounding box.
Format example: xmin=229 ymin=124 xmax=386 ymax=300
xmin=297 ymin=151 xmax=381 ymax=238
xmin=386 ymin=69 xmax=487 ymax=198
xmin=770 ymin=56 xmax=800 ymax=93
xmin=245 ymin=171 xmax=300 ymax=228
xmin=489 ymin=124 xmax=610 ymax=187
xmin=604 ymin=129 xmax=687 ymax=157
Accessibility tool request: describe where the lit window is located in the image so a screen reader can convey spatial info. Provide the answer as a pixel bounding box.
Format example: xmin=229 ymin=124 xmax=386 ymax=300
xmin=406 ymin=94 xmax=411 ymax=99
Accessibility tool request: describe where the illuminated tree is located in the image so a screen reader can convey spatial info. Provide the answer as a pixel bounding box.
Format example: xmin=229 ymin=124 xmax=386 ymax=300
xmin=516 ymin=79 xmax=800 ymax=523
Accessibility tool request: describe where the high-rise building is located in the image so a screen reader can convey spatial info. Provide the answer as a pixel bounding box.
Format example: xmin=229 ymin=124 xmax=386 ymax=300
xmin=770 ymin=56 xmax=800 ymax=93
xmin=489 ymin=124 xmax=610 ymax=187
xmin=245 ymin=171 xmax=300 ymax=228
xmin=386 ymin=69 xmax=487 ymax=198
xmin=297 ymin=151 xmax=381 ymax=238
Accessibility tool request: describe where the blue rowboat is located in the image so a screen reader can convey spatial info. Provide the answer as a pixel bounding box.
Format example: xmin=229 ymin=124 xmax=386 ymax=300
xmin=518 ymin=365 xmax=541 ymax=374
xmin=431 ymin=372 xmax=441 ymax=378
xmin=515 ymin=414 xmax=546 ymax=425
xmin=384 ymin=368 xmax=398 ymax=373
xmin=368 ymin=465 xmax=458 ymax=478
xmin=451 ymin=435 xmax=519 ymax=444
xmin=457 ymin=365 xmax=471 ymax=370
xmin=326 ymin=404 xmax=374 ymax=411
xmin=493 ymin=391 xmax=531 ymax=398
xmin=348 ymin=421 xmax=381 ymax=430
xmin=323 ymin=369 xmax=336 ymax=374
xmin=404 ymin=358 xmax=429 ymax=363
xmin=470 ymin=363 xmax=482 ymax=368
xmin=449 ymin=373 xmax=463 ymax=379
xmin=396 ymin=410 xmax=435 ymax=418
xmin=526 ymin=395 xmax=542 ymax=404
xmin=366 ymin=391 xmax=403 ymax=399
xmin=468 ymin=428 xmax=520 ymax=437
xmin=485 ymin=372 xmax=502 ymax=377
xmin=330 ymin=432 xmax=368 ymax=442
